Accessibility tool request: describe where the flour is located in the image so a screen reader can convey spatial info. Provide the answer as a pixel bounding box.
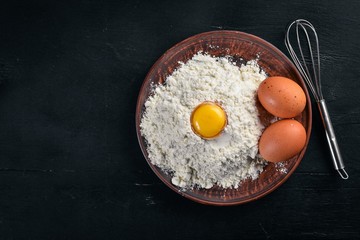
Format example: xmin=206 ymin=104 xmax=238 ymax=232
xmin=275 ymin=162 xmax=288 ymax=174
xmin=140 ymin=53 xmax=267 ymax=189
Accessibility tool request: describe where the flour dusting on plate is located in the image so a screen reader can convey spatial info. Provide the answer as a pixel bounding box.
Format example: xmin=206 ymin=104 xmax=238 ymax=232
xmin=140 ymin=53 xmax=267 ymax=189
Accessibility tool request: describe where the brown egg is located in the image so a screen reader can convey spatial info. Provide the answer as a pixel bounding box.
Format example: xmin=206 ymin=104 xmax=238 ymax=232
xmin=258 ymin=76 xmax=306 ymax=118
xmin=259 ymin=119 xmax=306 ymax=163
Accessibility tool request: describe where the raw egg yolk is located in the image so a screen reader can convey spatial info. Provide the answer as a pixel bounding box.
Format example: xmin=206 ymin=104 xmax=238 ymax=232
xmin=190 ymin=102 xmax=227 ymax=139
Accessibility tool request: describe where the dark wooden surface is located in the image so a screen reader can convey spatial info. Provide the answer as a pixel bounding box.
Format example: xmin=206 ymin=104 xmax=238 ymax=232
xmin=0 ymin=0 xmax=359 ymax=239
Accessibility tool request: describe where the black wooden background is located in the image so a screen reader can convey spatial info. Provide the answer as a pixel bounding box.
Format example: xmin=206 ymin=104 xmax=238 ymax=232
xmin=0 ymin=0 xmax=359 ymax=239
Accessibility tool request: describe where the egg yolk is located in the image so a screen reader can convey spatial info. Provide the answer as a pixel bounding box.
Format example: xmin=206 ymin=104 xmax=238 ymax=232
xmin=190 ymin=102 xmax=227 ymax=139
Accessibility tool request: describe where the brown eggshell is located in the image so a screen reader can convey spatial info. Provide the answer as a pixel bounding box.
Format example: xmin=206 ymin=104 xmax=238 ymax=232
xmin=259 ymin=119 xmax=307 ymax=163
xmin=258 ymin=76 xmax=306 ymax=118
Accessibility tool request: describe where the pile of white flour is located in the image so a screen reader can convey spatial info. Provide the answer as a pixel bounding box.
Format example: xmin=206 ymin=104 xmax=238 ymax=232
xmin=140 ymin=53 xmax=267 ymax=189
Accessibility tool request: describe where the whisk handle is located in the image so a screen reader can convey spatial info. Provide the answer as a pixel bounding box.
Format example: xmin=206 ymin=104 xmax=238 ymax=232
xmin=317 ymin=99 xmax=348 ymax=179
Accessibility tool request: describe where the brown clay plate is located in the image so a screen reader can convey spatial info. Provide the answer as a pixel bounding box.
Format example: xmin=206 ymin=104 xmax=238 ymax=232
xmin=135 ymin=31 xmax=312 ymax=205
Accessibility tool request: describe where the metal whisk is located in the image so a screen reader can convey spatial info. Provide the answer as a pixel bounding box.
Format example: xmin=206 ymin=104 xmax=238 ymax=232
xmin=285 ymin=19 xmax=349 ymax=179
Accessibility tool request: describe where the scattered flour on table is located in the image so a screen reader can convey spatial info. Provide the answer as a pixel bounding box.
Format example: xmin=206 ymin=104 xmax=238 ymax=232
xmin=140 ymin=53 xmax=268 ymax=189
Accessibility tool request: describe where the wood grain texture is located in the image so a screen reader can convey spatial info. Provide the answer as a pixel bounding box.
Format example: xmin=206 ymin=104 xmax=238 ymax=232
xmin=0 ymin=0 xmax=359 ymax=239
xmin=136 ymin=31 xmax=312 ymax=205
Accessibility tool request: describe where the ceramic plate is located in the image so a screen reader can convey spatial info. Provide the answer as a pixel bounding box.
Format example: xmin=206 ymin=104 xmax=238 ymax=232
xmin=135 ymin=31 xmax=312 ymax=205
